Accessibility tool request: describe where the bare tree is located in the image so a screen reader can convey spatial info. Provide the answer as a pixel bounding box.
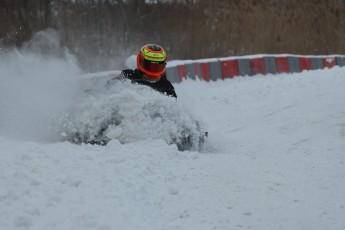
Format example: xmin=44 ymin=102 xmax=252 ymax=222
xmin=2 ymin=0 xmax=345 ymax=71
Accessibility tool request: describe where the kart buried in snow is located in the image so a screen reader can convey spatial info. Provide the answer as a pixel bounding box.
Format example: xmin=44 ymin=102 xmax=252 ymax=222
xmin=62 ymin=73 xmax=208 ymax=151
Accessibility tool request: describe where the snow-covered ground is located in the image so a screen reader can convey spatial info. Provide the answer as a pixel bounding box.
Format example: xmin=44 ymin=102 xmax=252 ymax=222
xmin=1 ymin=50 xmax=345 ymax=230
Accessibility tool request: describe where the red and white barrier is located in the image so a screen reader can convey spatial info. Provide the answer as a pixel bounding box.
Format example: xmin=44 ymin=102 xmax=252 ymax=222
xmin=166 ymin=54 xmax=345 ymax=83
xmin=78 ymin=54 xmax=345 ymax=89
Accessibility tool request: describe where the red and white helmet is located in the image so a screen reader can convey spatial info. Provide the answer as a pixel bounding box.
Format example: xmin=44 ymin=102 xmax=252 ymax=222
xmin=137 ymin=44 xmax=167 ymax=82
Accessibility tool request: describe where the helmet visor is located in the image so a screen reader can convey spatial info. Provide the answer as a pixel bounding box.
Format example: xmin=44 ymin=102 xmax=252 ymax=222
xmin=139 ymin=57 xmax=166 ymax=73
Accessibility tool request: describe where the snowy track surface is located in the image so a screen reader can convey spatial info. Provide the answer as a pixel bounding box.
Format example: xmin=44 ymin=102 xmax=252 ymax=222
xmin=1 ymin=53 xmax=345 ymax=229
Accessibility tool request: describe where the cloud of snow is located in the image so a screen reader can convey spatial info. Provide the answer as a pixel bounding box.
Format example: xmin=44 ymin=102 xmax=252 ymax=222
xmin=0 ymin=30 xmax=83 ymax=142
xmin=60 ymin=80 xmax=207 ymax=151
xmin=0 ymin=29 xmax=207 ymax=150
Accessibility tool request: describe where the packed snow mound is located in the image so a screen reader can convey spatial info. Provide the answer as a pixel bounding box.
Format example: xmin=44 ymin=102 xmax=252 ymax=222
xmin=60 ymin=80 xmax=207 ymax=151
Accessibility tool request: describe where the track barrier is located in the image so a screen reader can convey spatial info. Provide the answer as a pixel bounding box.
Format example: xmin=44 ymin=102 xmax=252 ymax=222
xmin=166 ymin=54 xmax=345 ymax=83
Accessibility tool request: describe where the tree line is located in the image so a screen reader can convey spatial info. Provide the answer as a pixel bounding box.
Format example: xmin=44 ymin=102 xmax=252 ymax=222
xmin=1 ymin=0 xmax=345 ymax=72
